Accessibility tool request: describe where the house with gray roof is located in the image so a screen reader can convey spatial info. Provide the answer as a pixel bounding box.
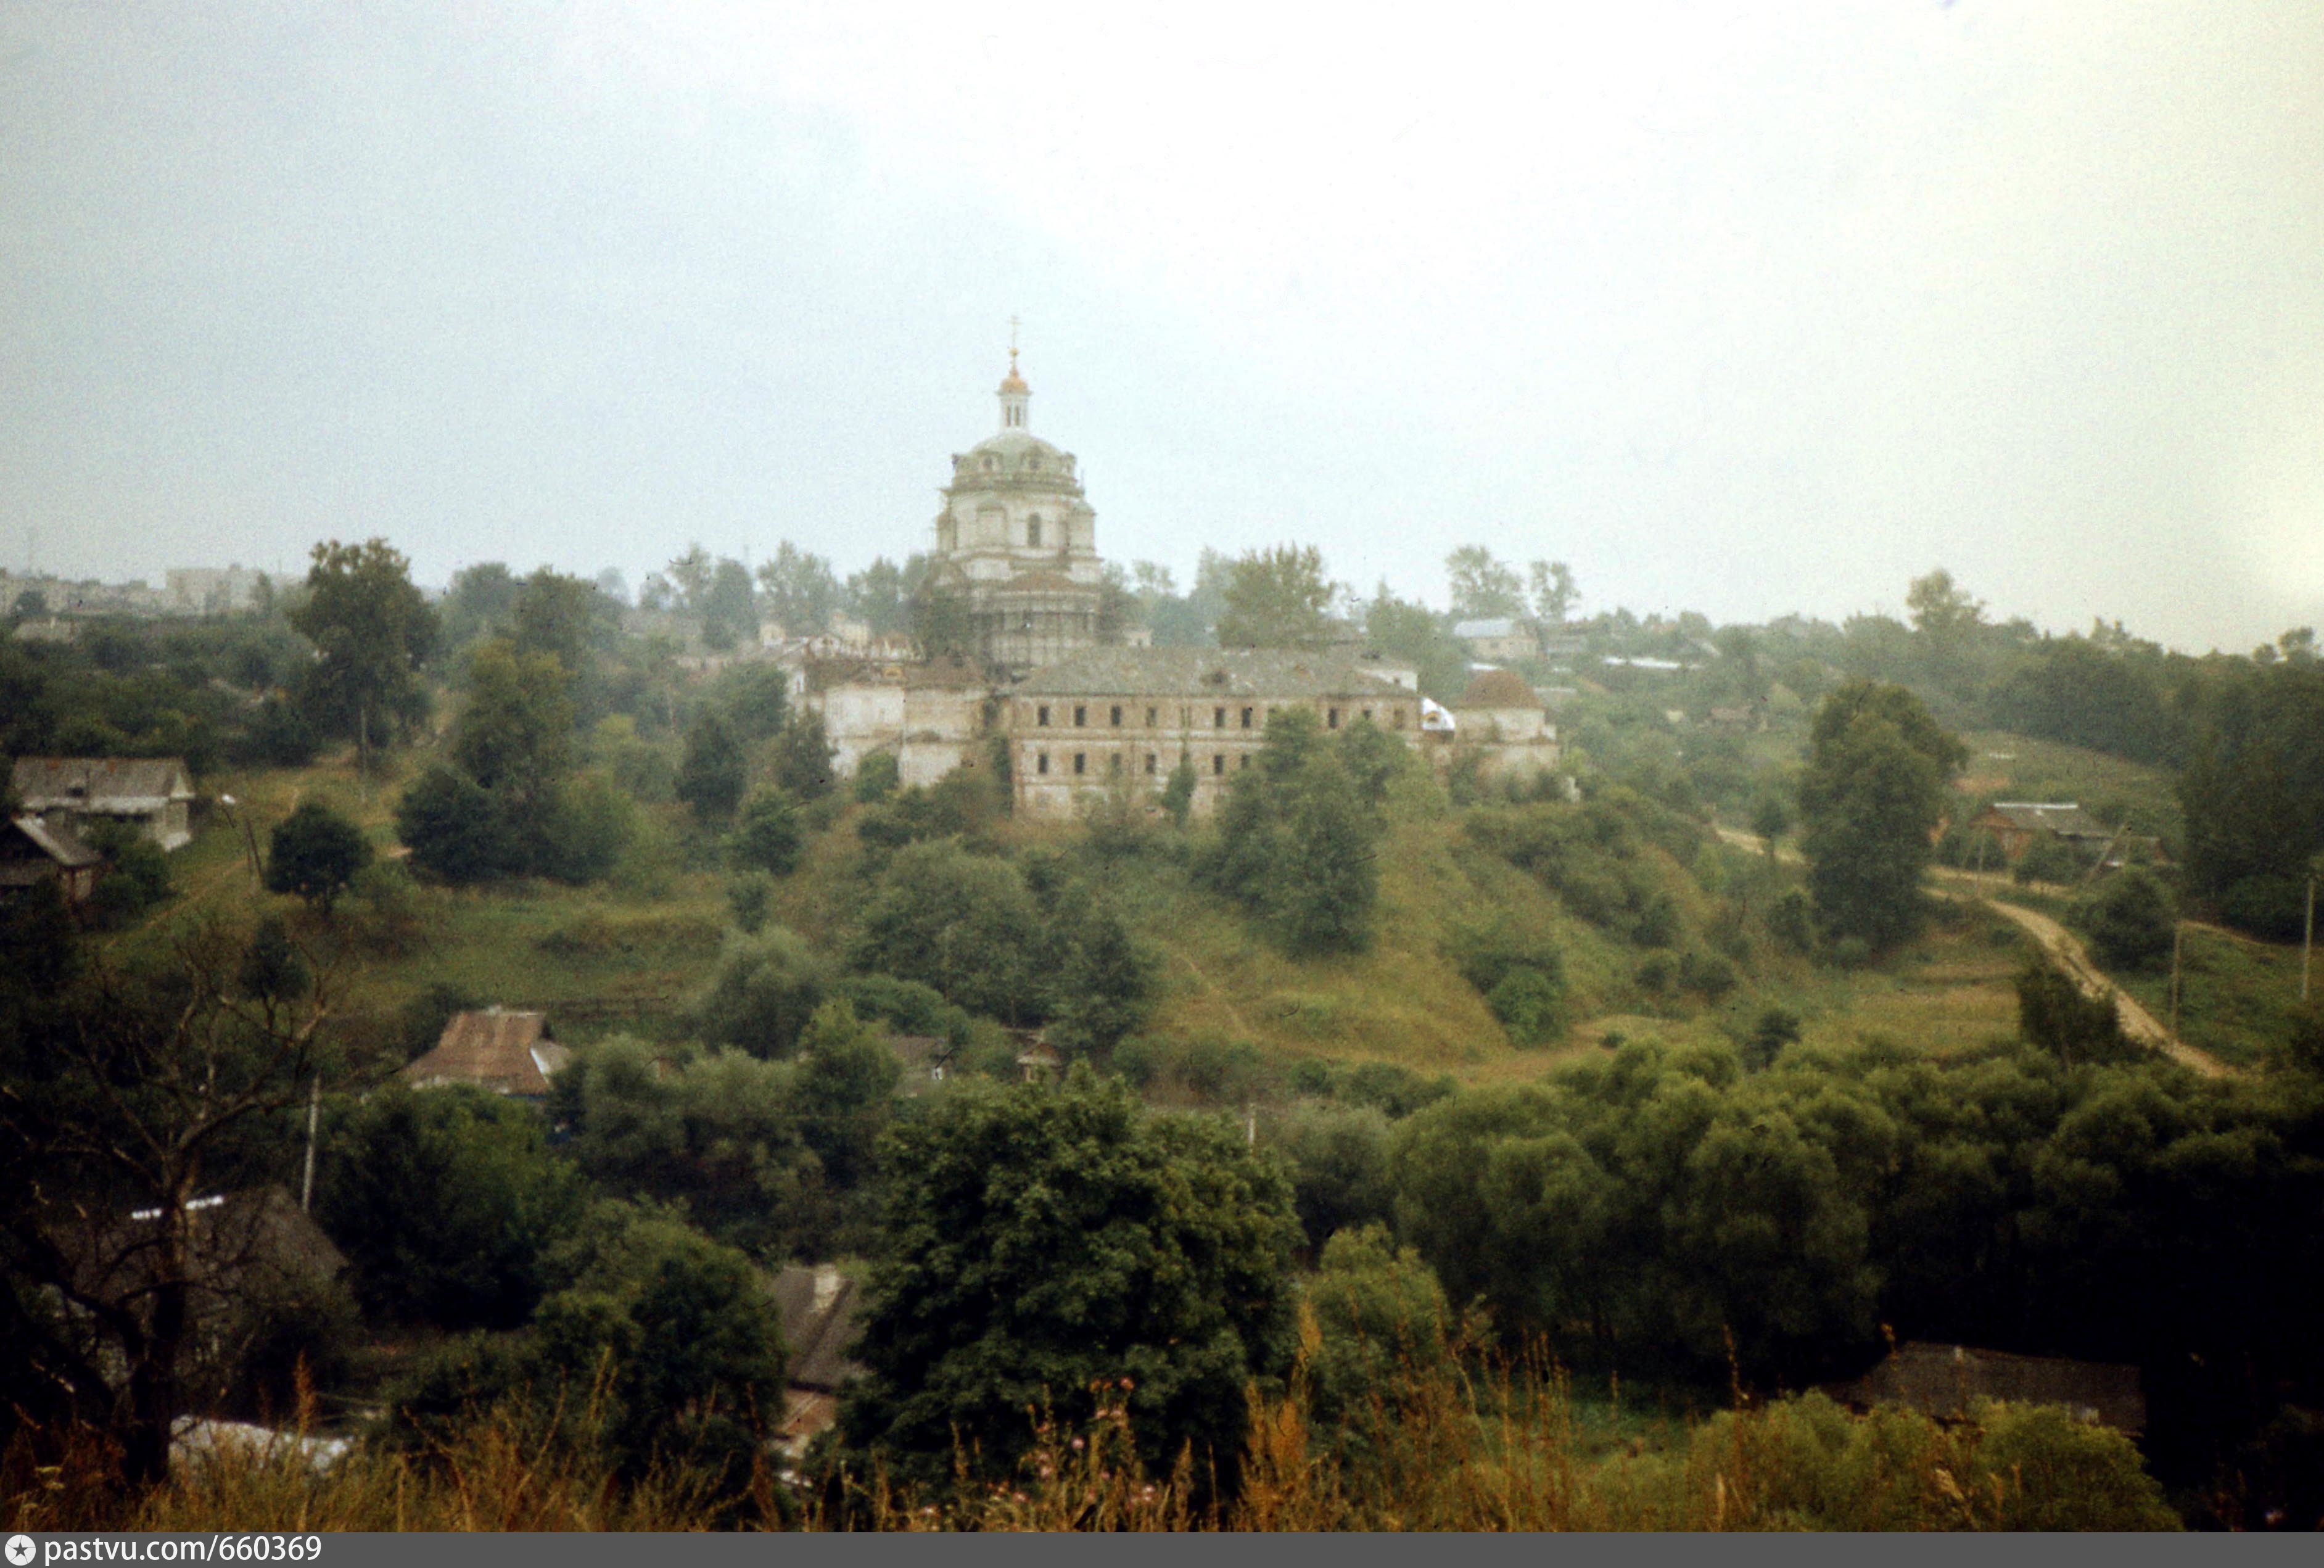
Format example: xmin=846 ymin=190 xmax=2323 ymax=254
xmin=12 ymin=756 xmax=197 ymax=851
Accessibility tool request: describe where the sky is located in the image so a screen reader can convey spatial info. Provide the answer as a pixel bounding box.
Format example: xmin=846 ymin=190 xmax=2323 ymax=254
xmin=2 ymin=1 xmax=2319 ymax=653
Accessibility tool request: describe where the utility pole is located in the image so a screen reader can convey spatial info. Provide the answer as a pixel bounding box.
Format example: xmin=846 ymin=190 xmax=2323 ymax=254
xmin=2169 ymin=922 xmax=2184 ymax=1041
xmin=300 ymin=1076 xmax=322 ymax=1213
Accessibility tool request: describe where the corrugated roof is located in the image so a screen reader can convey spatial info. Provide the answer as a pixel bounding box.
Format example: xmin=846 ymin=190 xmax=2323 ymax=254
xmin=1013 ymin=646 xmax=1412 ymax=700
xmin=1453 ymin=617 xmax=1523 ymax=640
xmin=403 ymin=1010 xmax=567 ymax=1096
xmin=12 ymin=756 xmax=195 ymax=810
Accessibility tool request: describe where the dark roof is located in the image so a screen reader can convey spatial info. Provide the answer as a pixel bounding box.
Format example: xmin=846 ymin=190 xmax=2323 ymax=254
xmin=1826 ymin=1342 xmax=2145 ymax=1435
xmin=1013 ymin=646 xmax=1414 ymax=701
xmin=12 ymin=756 xmax=195 ymax=811
xmin=5 ymin=814 xmax=101 ymax=869
xmin=1977 ymin=802 xmax=2111 ymax=839
xmin=770 ymin=1265 xmax=865 ymax=1392
xmin=58 ymin=1186 xmax=347 ymax=1310
xmin=403 ymin=1010 xmax=568 ymax=1096
xmin=1457 ymin=669 xmax=1538 ymax=709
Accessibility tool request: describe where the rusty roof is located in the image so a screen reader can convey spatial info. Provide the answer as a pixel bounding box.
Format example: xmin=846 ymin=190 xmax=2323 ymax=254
xmin=1457 ymin=669 xmax=1539 ymax=709
xmin=403 ymin=1010 xmax=568 ymax=1097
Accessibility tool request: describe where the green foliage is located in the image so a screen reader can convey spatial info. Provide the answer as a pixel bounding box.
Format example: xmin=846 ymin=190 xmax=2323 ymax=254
xmin=2013 ymin=833 xmax=2087 ymax=886
xmin=725 ymin=870 xmax=775 ymax=934
xmin=1218 ymin=543 xmax=1335 ymax=650
xmin=1200 ymin=709 xmax=1381 ymax=956
xmin=1445 ymin=914 xmax=1568 ymax=1046
xmin=2175 ymin=661 xmax=2324 ymax=934
xmin=319 ymin=1086 xmax=586 ymax=1329
xmin=1301 ymin=1224 xmax=1456 ymax=1443
xmin=852 ymin=750 xmax=900 ymax=804
xmin=1798 ymin=680 xmax=1964 ymax=949
xmin=265 ymin=800 xmax=371 ymax=914
xmin=287 ymin=538 xmax=438 ymax=756
xmin=768 ymin=712 xmax=836 ymax=801
xmin=1267 ymin=1102 xmax=1395 ymax=1247
xmin=728 ymin=788 xmax=804 ymax=877
xmin=396 ymin=763 xmax=517 ymax=883
xmin=1768 ymin=888 xmax=1815 ymax=953
xmin=1742 ymin=1007 xmax=1802 ymax=1070
xmin=676 ymin=709 xmax=748 ymax=825
xmin=2014 ymin=960 xmax=2137 ymax=1065
xmin=82 ymin=820 xmax=174 ymax=928
xmin=848 ymin=840 xmax=1047 ymax=1025
xmin=1444 ymin=545 xmax=1527 ymax=621
xmin=1160 ymin=751 xmax=1197 ymax=829
xmin=556 ymin=1039 xmax=823 ymax=1256
xmin=2074 ymin=867 xmax=2177 ymax=971
xmin=836 ymin=1071 xmax=1300 ymax=1493
xmin=792 ymin=1001 xmax=902 ymax=1188
xmin=235 ymin=915 xmax=309 ymax=1003
xmin=691 ymin=927 xmax=831 ymax=1060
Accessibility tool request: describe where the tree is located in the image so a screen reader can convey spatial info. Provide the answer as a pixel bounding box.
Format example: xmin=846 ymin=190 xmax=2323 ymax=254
xmin=665 ymin=544 xmax=714 ymax=612
xmin=1527 ymin=559 xmax=1578 ymax=623
xmin=756 ymin=542 xmax=839 ymax=636
xmin=1160 ymin=751 xmax=1197 ymax=828
xmin=319 ymin=1084 xmax=585 ymax=1329
xmin=677 ymin=709 xmax=748 ymax=824
xmin=287 ymin=538 xmax=438 ymax=780
xmin=768 ymin=711 xmax=836 ymax=801
xmin=265 ymin=801 xmax=372 ymax=915
xmin=528 ymin=1203 xmax=788 ymax=1490
xmin=844 ymin=557 xmax=910 ymax=636
xmin=439 ymin=562 xmax=521 ymax=650
xmin=451 ymin=639 xmax=574 ymax=806
xmin=1218 ymin=544 xmax=1335 ymax=650
xmin=853 ymin=750 xmax=900 ymax=804
xmin=1301 ymin=1224 xmax=1456 ymax=1445
xmin=2074 ymin=868 xmax=2177 ymax=971
xmin=692 ymin=927 xmax=831 ymax=1060
xmin=1797 ymin=681 xmax=1964 ymax=949
xmin=835 ymin=1071 xmax=1298 ymax=1493
xmin=0 ymin=923 xmax=336 ymax=1483
xmin=395 ymin=763 xmax=518 ymax=883
xmin=848 ymin=841 xmax=1047 ymax=1023
xmin=792 ymin=1001 xmax=901 ymax=1189
xmin=1905 ymin=568 xmax=1985 ymax=643
xmin=1050 ymin=899 xmax=1160 ymax=1053
xmin=730 ymin=787 xmax=804 ymax=876
xmin=1444 ymin=545 xmax=1526 ymax=621
xmin=1200 ymin=709 xmax=1382 ymax=956
xmin=701 ymin=557 xmax=759 ymax=651
xmin=1362 ymin=587 xmax=1467 ymax=702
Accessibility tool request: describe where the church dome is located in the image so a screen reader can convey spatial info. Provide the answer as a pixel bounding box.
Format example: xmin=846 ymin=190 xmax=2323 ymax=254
xmin=1459 ymin=668 xmax=1538 ymax=708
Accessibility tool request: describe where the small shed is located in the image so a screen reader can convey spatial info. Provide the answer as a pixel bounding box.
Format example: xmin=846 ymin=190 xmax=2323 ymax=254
xmin=884 ymin=1034 xmax=952 ymax=1097
xmin=10 ymin=757 xmax=198 ymax=851
xmin=1015 ymin=1036 xmax=1063 ymax=1084
xmin=1 ymin=814 xmax=102 ymax=906
xmin=1825 ymin=1341 xmax=2146 ymax=1435
xmin=403 ymin=1009 xmax=569 ymax=1098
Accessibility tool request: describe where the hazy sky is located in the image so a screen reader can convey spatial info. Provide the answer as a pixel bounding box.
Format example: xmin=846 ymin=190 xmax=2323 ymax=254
xmin=3 ymin=2 xmax=2320 ymax=652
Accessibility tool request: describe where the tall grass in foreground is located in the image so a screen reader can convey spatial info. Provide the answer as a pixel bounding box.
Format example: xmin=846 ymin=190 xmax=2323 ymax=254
xmin=4 ymin=1348 xmax=2178 ymax=1532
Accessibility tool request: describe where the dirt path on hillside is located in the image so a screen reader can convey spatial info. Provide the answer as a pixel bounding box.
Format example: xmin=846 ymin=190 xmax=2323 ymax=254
xmin=1712 ymin=825 xmax=2236 ymax=1078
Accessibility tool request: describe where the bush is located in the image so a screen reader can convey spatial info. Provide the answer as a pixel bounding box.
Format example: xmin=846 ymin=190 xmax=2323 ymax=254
xmin=266 ymin=800 xmax=373 ymax=914
xmin=397 ymin=763 xmax=519 ymax=884
xmin=2014 ymin=835 xmax=2087 ymax=886
xmin=852 ymin=751 xmax=899 ymax=804
xmin=2220 ymin=875 xmax=2309 ymax=942
xmin=725 ymin=871 xmax=775 ymax=934
xmin=83 ymin=820 xmax=175 ymax=929
xmin=1301 ymin=1224 xmax=1456 ymax=1445
xmin=728 ymin=788 xmax=803 ymax=877
xmin=1268 ymin=1104 xmax=1395 ymax=1248
xmin=2074 ymin=867 xmax=2177 ymax=971
xmin=692 ymin=926 xmax=831 ymax=1059
xmin=1768 ymin=888 xmax=1815 ymax=953
xmin=1486 ymin=968 xmax=1569 ymax=1046
xmin=2014 ymin=959 xmax=2136 ymax=1065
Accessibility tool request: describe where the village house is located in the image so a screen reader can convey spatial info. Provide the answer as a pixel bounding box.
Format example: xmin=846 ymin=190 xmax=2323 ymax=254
xmin=1452 ymin=617 xmax=1538 ymax=664
xmin=1825 ymin=1341 xmax=2146 ymax=1436
xmin=10 ymin=756 xmax=199 ymax=851
xmin=804 ymin=653 xmax=989 ymax=786
xmin=1 ymin=814 xmax=103 ymax=906
xmin=1005 ymin=646 xmax=1421 ymax=820
xmin=402 ymin=1009 xmax=570 ymax=1099
xmin=770 ymin=1264 xmax=867 ymax=1459
xmin=1442 ymin=668 xmax=1564 ymax=786
xmin=1968 ymin=802 xmax=2120 ymax=866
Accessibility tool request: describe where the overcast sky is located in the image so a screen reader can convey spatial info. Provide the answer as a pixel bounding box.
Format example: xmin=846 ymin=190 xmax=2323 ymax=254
xmin=3 ymin=1 xmax=2319 ymax=652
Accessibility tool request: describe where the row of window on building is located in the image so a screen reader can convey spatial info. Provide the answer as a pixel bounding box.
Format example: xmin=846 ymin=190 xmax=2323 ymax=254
xmin=1030 ymin=749 xmax=1257 ymax=778
xmin=1029 ymin=701 xmax=1401 ymax=732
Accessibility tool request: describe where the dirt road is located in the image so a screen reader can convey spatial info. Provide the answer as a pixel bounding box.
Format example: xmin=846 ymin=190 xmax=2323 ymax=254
xmin=1712 ymin=826 xmax=2235 ymax=1078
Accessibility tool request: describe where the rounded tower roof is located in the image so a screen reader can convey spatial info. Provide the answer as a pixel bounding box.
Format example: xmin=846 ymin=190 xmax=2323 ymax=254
xmin=1459 ymin=668 xmax=1538 ymax=708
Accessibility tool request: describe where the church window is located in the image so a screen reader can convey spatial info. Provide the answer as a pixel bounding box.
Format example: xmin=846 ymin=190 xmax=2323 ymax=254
xmin=1037 ymin=752 xmax=1050 ymax=775
xmin=1328 ymin=707 xmax=1341 ymax=729
xmin=1145 ymin=706 xmax=1158 ymax=727
xmin=1037 ymin=705 xmax=1050 ymax=727
xmin=1240 ymin=706 xmax=1253 ymax=729
xmin=1214 ymin=707 xmax=1226 ymax=728
xmin=983 ymin=456 xmax=997 ymax=471
xmin=1393 ymin=708 xmax=1407 ymax=729
xmin=1074 ymin=753 xmax=1087 ymax=775
xmin=1074 ymin=705 xmax=1087 ymax=727
xmin=1145 ymin=753 xmax=1157 ymax=774
xmin=1028 ymin=517 xmax=1043 ymax=547
xmin=1212 ymin=754 xmax=1224 ymax=776
xmin=1110 ymin=704 xmax=1123 ymax=727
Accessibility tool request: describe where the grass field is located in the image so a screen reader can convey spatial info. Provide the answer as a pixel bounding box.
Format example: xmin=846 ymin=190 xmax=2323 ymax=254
xmin=2108 ymin=922 xmax=2312 ymax=1069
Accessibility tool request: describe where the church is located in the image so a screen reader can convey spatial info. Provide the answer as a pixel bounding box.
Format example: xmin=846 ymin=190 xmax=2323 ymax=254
xmin=799 ymin=347 xmax=1541 ymax=820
